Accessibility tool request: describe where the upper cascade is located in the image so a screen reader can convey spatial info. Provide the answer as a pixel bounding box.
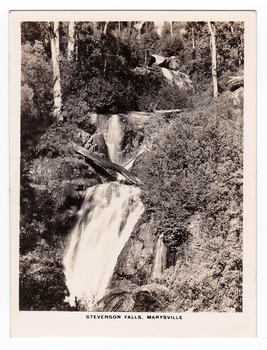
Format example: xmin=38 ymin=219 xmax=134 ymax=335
xmin=106 ymin=114 xmax=123 ymax=165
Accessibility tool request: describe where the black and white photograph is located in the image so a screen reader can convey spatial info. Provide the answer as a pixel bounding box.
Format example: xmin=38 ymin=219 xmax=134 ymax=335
xmin=9 ymin=10 xmax=256 ymax=338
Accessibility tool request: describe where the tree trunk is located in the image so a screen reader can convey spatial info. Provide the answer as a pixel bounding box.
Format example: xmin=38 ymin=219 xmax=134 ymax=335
xmin=134 ymin=21 xmax=144 ymax=39
xmin=191 ymin=27 xmax=195 ymax=49
xmin=50 ymin=21 xmax=63 ymax=122
xmin=67 ymin=21 xmax=75 ymax=61
xmin=207 ymin=21 xmax=218 ymax=98
xmin=75 ymin=32 xmax=78 ymax=61
xmin=103 ymin=21 xmax=109 ymax=34
xmin=92 ymin=21 xmax=97 ymax=32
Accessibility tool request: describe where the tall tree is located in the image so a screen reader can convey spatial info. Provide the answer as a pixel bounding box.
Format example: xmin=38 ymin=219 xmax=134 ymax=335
xmin=103 ymin=21 xmax=109 ymax=35
xmin=191 ymin=26 xmax=195 ymax=49
xmin=67 ymin=21 xmax=75 ymax=61
xmin=133 ymin=21 xmax=145 ymax=38
xmin=50 ymin=21 xmax=63 ymax=122
xmin=207 ymin=21 xmax=218 ymax=98
xmin=170 ymin=21 xmax=173 ymax=36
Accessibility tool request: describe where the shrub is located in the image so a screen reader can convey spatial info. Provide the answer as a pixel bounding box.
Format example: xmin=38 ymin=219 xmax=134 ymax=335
xmin=133 ymin=92 xmax=243 ymax=311
xmin=19 ymin=239 xmax=69 ymax=310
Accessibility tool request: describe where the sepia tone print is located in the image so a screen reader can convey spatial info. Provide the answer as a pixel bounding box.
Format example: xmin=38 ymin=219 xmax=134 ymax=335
xmin=10 ymin=11 xmax=256 ymax=337
xmin=19 ymin=19 xmax=244 ymax=313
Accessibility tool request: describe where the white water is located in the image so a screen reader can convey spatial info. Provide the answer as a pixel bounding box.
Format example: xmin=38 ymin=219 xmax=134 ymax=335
xmin=106 ymin=115 xmax=123 ymax=164
xmin=63 ymin=183 xmax=144 ymax=309
xmin=153 ymin=234 xmax=167 ymax=278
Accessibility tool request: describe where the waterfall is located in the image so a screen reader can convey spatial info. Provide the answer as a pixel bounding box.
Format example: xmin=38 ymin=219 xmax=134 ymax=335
xmin=106 ymin=115 xmax=123 ymax=164
xmin=153 ymin=234 xmax=166 ymax=278
xmin=63 ymin=182 xmax=144 ymax=310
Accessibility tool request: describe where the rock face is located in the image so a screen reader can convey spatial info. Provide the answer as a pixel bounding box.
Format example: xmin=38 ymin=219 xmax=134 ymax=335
xmin=84 ymin=133 xmax=108 ymax=157
xmin=114 ymin=219 xmax=158 ymax=284
xmin=120 ymin=112 xmax=151 ymax=163
xmin=160 ymin=68 xmax=193 ymax=90
xmin=30 ymin=156 xmax=101 ymax=205
xmin=133 ymin=57 xmax=193 ymax=92
xmin=226 ymin=87 xmax=244 ymax=107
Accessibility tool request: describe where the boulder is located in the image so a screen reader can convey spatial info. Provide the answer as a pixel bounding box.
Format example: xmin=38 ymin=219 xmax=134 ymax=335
xmin=150 ymin=54 xmax=166 ymax=65
xmin=159 ymin=56 xmax=181 ymax=71
xmin=167 ymin=56 xmax=182 ymax=71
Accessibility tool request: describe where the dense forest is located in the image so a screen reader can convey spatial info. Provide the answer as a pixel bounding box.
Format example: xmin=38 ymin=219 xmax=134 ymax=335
xmin=19 ymin=20 xmax=244 ymax=312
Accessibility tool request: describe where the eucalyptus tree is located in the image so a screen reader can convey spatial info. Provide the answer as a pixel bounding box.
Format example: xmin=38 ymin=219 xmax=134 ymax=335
xmin=49 ymin=21 xmax=63 ymax=122
xmin=207 ymin=21 xmax=218 ymax=98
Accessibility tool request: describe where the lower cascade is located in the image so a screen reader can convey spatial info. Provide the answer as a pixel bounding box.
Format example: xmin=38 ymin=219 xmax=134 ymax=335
xmin=153 ymin=234 xmax=167 ymax=278
xmin=63 ymin=182 xmax=144 ymax=310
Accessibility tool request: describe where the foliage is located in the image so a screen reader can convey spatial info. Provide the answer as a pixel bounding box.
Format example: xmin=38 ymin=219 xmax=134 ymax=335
xmin=19 ymin=20 xmax=244 ymax=311
xmin=133 ymin=91 xmax=243 ymax=311
xmin=157 ymin=32 xmax=184 ymax=57
xmin=137 ymin=83 xmax=192 ymax=112
xmin=19 ymin=239 xmax=71 ymax=310
xmin=21 ymin=41 xmax=54 ymax=157
xmin=182 ymin=22 xmax=244 ymax=89
xmin=159 ymin=226 xmax=242 ymax=312
xmin=94 ymin=280 xmax=170 ymax=312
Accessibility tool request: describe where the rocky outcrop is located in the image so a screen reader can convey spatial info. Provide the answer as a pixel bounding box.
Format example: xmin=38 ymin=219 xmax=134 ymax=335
xmin=151 ymin=54 xmax=182 ymax=71
xmin=29 ymin=156 xmax=101 ymax=206
xmin=84 ymin=133 xmax=108 ymax=157
xmin=158 ymin=55 xmax=182 ymax=71
xmin=132 ymin=62 xmax=193 ymax=91
xmin=160 ymin=68 xmax=193 ymax=90
xmin=114 ymin=219 xmax=158 ymax=284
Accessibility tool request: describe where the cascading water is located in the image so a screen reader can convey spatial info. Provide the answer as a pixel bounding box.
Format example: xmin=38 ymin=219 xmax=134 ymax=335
xmin=106 ymin=114 xmax=123 ymax=164
xmin=153 ymin=234 xmax=167 ymax=278
xmin=63 ymin=182 xmax=144 ymax=310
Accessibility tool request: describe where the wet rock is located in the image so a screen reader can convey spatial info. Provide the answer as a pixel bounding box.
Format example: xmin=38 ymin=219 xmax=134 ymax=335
xmin=160 ymin=68 xmax=193 ymax=90
xmin=114 ymin=220 xmax=157 ymax=284
xmin=84 ymin=133 xmax=108 ymax=156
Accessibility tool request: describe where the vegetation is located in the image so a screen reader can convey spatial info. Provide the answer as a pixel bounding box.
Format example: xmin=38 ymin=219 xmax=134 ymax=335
xmin=133 ymin=92 xmax=243 ymax=312
xmin=19 ymin=20 xmax=244 ymax=312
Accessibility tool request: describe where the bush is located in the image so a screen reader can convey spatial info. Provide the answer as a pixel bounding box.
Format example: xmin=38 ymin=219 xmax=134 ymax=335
xmin=133 ymin=92 xmax=243 ymax=311
xmin=157 ymin=33 xmax=184 ymax=57
xmin=19 ymin=240 xmax=70 ymax=310
xmin=138 ymin=84 xmax=192 ymax=111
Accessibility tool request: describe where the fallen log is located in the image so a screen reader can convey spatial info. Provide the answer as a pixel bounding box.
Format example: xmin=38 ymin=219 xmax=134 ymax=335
xmin=154 ymin=108 xmax=184 ymax=113
xmin=72 ymin=142 xmax=142 ymax=186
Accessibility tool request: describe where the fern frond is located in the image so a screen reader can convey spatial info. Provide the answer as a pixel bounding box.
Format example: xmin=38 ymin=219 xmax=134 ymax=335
xmin=119 ymin=294 xmax=135 ymax=312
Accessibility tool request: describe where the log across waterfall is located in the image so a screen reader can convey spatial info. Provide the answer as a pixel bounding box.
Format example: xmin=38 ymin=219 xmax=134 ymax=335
xmin=63 ymin=182 xmax=144 ymax=310
xmin=72 ymin=142 xmax=142 ymax=186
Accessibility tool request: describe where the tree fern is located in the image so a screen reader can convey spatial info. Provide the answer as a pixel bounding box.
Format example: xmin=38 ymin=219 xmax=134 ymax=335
xmin=95 ymin=282 xmax=170 ymax=312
